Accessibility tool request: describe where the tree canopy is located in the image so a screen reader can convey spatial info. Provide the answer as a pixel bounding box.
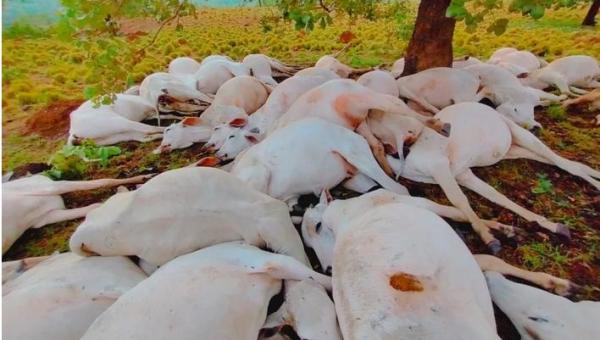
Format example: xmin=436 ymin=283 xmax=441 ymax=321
xmin=55 ymin=0 xmax=591 ymax=100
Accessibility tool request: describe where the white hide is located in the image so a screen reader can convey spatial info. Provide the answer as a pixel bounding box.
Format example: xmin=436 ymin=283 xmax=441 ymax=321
xmin=212 ymin=74 xmax=336 ymax=159
xmin=315 ymin=55 xmax=354 ymax=78
xmin=2 ymin=174 xmax=149 ymax=254
xmin=3 ymin=253 xmax=146 ymax=340
xmin=486 ymin=272 xmax=600 ymax=340
xmin=230 ymin=118 xmax=409 ymax=202
xmin=194 ymin=59 xmax=251 ymax=94
xmin=396 ymin=67 xmax=482 ymax=111
xmin=69 ymin=167 xmax=310 ymax=266
xmin=81 ymin=242 xmax=331 ymax=340
xmin=264 ymin=280 xmax=342 ymax=340
xmin=357 ymin=70 xmax=400 ymax=97
xmin=519 ymin=55 xmax=600 ymax=95
xmin=68 ymin=94 xmax=163 ymax=145
xmin=139 ymin=72 xmax=213 ymax=113
xmin=200 ymin=75 xmax=270 ymax=127
xmin=401 ymin=102 xmax=600 ymax=250
xmin=168 ymin=56 xmax=201 ymax=75
xmin=332 ymin=204 xmax=498 ymax=339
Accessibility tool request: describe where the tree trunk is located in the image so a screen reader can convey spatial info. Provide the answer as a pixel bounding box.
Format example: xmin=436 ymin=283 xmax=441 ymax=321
xmin=402 ymin=0 xmax=456 ymax=76
xmin=582 ymin=0 xmax=600 ymax=26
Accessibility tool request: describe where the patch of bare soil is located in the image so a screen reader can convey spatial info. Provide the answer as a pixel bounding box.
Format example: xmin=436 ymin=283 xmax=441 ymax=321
xmin=22 ymin=100 xmax=83 ymax=139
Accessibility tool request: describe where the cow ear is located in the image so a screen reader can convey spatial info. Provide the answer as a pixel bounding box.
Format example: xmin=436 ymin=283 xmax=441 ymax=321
xmin=182 ymin=117 xmax=202 ymax=126
xmin=245 ymin=135 xmax=259 ymax=144
xmin=517 ymin=72 xmax=529 ymax=79
xmin=229 ymin=117 xmax=247 ymax=127
xmin=194 ymin=156 xmax=220 ymax=167
xmin=319 ymin=189 xmax=332 ymax=206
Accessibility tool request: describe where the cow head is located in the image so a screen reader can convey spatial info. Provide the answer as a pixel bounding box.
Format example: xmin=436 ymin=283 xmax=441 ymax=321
xmin=154 ymin=117 xmax=211 ymax=154
xmin=301 ymin=190 xmax=336 ymax=273
xmin=215 ymin=125 xmax=260 ymax=160
xmin=497 ymin=102 xmax=541 ymax=130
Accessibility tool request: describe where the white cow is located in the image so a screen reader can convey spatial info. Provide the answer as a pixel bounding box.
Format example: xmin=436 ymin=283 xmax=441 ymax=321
xmin=152 ymin=117 xmax=212 ymax=153
xmin=464 ymin=63 xmax=544 ymax=128
xmin=262 ymin=280 xmax=342 ymax=340
xmin=485 ymin=272 xmax=600 ymax=340
xmin=230 ymin=118 xmax=410 ymax=204
xmin=2 ymin=174 xmax=150 ymax=254
xmin=139 ymin=72 xmax=213 ymax=115
xmin=294 ymin=66 xmax=340 ymax=79
xmin=330 ymin=203 xmax=499 ymax=339
xmin=81 ymin=242 xmax=332 ymax=340
xmin=199 ymin=75 xmax=270 ymax=127
xmin=400 ymin=102 xmax=600 ymax=251
xmin=356 ymin=69 xmax=399 ymax=97
xmin=315 ymin=55 xmax=355 ymax=78
xmin=301 ymin=189 xmax=579 ymax=297
xmin=489 ymin=48 xmax=546 ymax=74
xmin=518 ymin=55 xmax=600 ymax=96
xmin=2 ymin=255 xmax=51 ymax=284
xmin=390 ymin=57 xmax=405 ymax=78
xmin=453 ymin=55 xmax=483 ymax=68
xmin=155 ymin=76 xmax=270 ymax=153
xmin=242 ymin=54 xmax=296 ymax=85
xmin=168 ymin=56 xmax=201 ymax=75
xmin=200 ymin=54 xmax=234 ymax=65
xmin=67 ymin=94 xmax=163 ymax=145
xmin=210 ymin=74 xmax=336 ymax=159
xmin=3 ymin=252 xmax=146 ymax=340
xmin=273 ymin=79 xmax=449 ymax=176
xmin=69 ymin=167 xmax=310 ymax=266
xmin=396 ymin=67 xmax=482 ymax=113
xmin=194 ymin=59 xmax=251 ymax=94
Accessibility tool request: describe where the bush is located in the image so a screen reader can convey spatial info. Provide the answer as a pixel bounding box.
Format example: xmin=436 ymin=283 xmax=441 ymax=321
xmin=45 ymin=140 xmax=121 ymax=179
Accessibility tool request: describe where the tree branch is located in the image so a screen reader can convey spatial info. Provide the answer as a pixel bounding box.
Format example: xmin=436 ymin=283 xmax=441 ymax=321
xmin=137 ymin=1 xmax=185 ymax=52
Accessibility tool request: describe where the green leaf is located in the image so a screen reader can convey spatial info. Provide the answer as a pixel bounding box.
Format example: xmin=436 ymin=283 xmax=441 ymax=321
xmin=488 ymin=18 xmax=509 ymax=35
xmin=83 ymin=86 xmax=97 ymax=100
xmin=446 ymin=0 xmax=468 ymax=20
xmin=530 ymin=5 xmax=545 ymax=19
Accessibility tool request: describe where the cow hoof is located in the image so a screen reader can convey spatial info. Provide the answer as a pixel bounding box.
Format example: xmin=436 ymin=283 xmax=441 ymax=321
xmin=440 ymin=123 xmax=451 ymax=137
xmin=487 ymin=240 xmax=502 ymax=255
xmin=555 ymin=223 xmax=571 ymax=241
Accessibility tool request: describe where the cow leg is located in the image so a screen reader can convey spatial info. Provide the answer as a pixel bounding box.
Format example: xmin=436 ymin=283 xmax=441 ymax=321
xmin=32 ymin=204 xmax=101 ymax=228
xmin=356 ymin=122 xmax=394 ymax=177
xmin=22 ymin=174 xmax=151 ymax=196
xmin=503 ymin=145 xmax=552 ymax=164
xmin=343 ymin=173 xmax=378 ymax=193
xmin=395 ymin=195 xmax=516 ymax=238
xmin=428 ymin=161 xmax=499 ymax=252
xmin=456 ymin=169 xmax=569 ymax=238
xmin=474 ymin=254 xmax=579 ymax=296
xmin=504 ymin=118 xmax=600 ymax=185
xmin=246 ymin=253 xmax=331 ymax=290
xmin=569 ymin=86 xmax=589 ymax=95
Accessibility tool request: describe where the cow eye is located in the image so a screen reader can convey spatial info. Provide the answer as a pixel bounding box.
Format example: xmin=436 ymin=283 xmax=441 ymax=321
xmin=315 ymin=222 xmax=322 ymax=233
xmin=214 ymin=126 xmax=220 ymax=130
xmin=228 ymin=135 xmax=234 ymax=139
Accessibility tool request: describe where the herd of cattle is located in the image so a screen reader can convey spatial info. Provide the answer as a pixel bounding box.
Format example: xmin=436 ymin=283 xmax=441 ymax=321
xmin=3 ymin=47 xmax=600 ymax=339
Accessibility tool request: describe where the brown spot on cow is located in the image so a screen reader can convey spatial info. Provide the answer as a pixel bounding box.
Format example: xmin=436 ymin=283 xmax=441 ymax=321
xmin=390 ymin=273 xmax=423 ymax=292
xmin=333 ymin=94 xmax=364 ymax=129
xmin=306 ymin=90 xmax=323 ymax=103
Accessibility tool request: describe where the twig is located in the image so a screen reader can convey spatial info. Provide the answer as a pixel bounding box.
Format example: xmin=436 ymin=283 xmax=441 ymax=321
xmin=332 ymin=42 xmax=352 ymax=58
xmin=137 ymin=1 xmax=185 ymax=53
xmin=319 ymin=0 xmax=331 ymax=13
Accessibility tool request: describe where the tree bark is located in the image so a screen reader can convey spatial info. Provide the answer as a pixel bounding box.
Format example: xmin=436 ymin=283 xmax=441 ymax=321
xmin=402 ymin=0 xmax=456 ymax=76
xmin=582 ymin=0 xmax=600 ymax=26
